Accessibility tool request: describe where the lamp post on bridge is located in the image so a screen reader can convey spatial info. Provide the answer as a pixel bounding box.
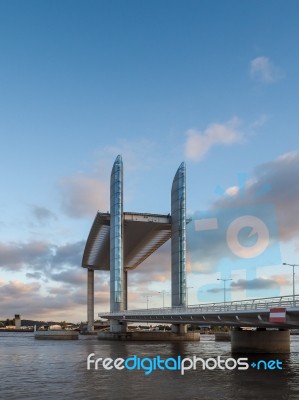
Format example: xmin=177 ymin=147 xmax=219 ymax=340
xmin=282 ymin=262 xmax=299 ymax=306
xmin=143 ymin=295 xmax=152 ymax=310
xmin=217 ymin=278 xmax=232 ymax=304
xmin=186 ymin=286 xmax=194 ymax=308
xmin=158 ymin=290 xmax=169 ymax=309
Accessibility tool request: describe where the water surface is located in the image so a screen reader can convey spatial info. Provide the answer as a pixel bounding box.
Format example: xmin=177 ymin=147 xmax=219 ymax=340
xmin=1 ymin=332 xmax=299 ymax=400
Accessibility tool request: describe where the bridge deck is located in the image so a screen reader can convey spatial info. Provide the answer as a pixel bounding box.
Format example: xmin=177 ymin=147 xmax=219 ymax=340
xmin=99 ymin=295 xmax=299 ymax=329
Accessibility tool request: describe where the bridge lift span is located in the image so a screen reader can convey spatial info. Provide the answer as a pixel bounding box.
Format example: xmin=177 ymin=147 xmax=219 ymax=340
xmin=82 ymin=155 xmax=187 ymax=334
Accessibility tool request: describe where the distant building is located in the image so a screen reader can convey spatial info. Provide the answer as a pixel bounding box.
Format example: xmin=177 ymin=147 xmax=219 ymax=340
xmin=15 ymin=314 xmax=21 ymax=329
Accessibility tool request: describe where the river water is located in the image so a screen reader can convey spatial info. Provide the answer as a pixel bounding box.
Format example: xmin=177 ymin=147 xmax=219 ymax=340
xmin=1 ymin=332 xmax=299 ymax=400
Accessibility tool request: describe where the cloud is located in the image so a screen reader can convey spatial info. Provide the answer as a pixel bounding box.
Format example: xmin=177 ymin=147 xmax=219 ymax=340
xmin=30 ymin=205 xmax=57 ymax=224
xmin=26 ymin=272 xmax=42 ymax=280
xmin=57 ymin=138 xmax=158 ymax=221
xmin=0 ymin=241 xmax=51 ymax=271
xmin=206 ymin=275 xmax=290 ymax=293
xmin=48 ymin=286 xmax=71 ymax=296
xmin=59 ymin=175 xmax=109 ymax=218
xmin=188 ymin=151 xmax=299 ymax=273
xmin=51 ymin=269 xmax=86 ymax=285
xmin=51 ymin=241 xmax=85 ymax=269
xmin=231 ymin=276 xmax=288 ymax=291
xmin=0 ymin=238 xmax=91 ymax=320
xmin=249 ymin=114 xmax=270 ymax=134
xmin=101 ymin=138 xmax=157 ymax=172
xmin=127 ymin=242 xmax=172 ymax=308
xmin=185 ymin=117 xmax=243 ymax=161
xmin=0 ymin=280 xmax=41 ymax=298
xmin=129 ymin=242 xmax=171 ymax=286
xmin=0 ymin=279 xmax=86 ymax=321
xmin=214 ymin=151 xmax=299 ymax=241
xmin=250 ymin=56 xmax=283 ymax=83
xmin=0 ymin=240 xmax=85 ymax=278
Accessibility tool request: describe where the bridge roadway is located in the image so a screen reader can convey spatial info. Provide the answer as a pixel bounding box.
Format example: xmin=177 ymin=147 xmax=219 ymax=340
xmin=99 ymin=295 xmax=299 ymax=329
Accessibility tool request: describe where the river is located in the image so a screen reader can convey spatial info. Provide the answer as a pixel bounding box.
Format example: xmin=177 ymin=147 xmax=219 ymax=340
xmin=1 ymin=332 xmax=299 ymax=399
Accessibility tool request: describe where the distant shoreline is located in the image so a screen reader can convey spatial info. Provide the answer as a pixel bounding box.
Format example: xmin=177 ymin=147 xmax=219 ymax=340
xmin=0 ymin=328 xmax=34 ymax=333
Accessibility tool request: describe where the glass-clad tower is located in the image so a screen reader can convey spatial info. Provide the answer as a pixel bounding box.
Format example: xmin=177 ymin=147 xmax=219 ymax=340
xmin=110 ymin=155 xmax=124 ymax=313
xmin=171 ymin=162 xmax=187 ymax=307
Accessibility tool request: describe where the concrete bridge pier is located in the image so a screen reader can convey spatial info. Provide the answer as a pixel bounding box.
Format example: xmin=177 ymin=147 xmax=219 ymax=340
xmin=215 ymin=332 xmax=231 ymax=342
xmin=172 ymin=324 xmax=187 ymax=335
xmin=87 ymin=268 xmax=94 ymax=332
xmin=170 ymin=324 xmax=200 ymax=340
xmin=231 ymin=328 xmax=290 ymax=353
xmin=110 ymin=320 xmax=127 ymax=333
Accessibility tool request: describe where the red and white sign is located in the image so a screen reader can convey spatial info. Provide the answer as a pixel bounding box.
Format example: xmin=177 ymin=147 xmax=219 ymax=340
xmin=269 ymin=308 xmax=286 ymax=323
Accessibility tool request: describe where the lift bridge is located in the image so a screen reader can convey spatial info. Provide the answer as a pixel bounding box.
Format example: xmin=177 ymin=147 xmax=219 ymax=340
xmin=82 ymin=156 xmax=296 ymax=353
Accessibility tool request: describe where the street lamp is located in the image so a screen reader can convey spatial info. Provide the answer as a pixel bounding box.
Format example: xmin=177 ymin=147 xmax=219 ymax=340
xmin=282 ymin=262 xmax=299 ymax=305
xmin=143 ymin=295 xmax=152 ymax=310
xmin=217 ymin=278 xmax=232 ymax=303
xmin=186 ymin=286 xmax=194 ymax=307
xmin=158 ymin=290 xmax=169 ymax=308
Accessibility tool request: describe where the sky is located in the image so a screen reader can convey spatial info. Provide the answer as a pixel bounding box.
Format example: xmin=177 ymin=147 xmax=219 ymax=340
xmin=0 ymin=0 xmax=299 ymax=322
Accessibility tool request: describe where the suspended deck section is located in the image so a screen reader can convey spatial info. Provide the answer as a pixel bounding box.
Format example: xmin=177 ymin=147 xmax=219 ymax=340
xmin=82 ymin=212 xmax=171 ymax=271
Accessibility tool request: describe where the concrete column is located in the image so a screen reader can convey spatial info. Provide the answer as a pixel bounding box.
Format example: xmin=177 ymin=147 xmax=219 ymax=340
xmin=215 ymin=332 xmax=231 ymax=342
xmin=110 ymin=320 xmax=127 ymax=333
xmin=87 ymin=268 xmax=94 ymax=332
xmin=123 ymin=270 xmax=128 ymax=310
xmin=172 ymin=324 xmax=187 ymax=334
xmin=231 ymin=328 xmax=290 ymax=353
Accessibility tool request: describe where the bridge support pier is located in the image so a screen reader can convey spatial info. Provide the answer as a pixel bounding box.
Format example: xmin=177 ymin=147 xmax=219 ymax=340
xmin=110 ymin=320 xmax=127 ymax=333
xmin=98 ymin=326 xmax=200 ymax=341
xmin=231 ymin=328 xmax=290 ymax=353
xmin=215 ymin=332 xmax=231 ymax=342
xmin=172 ymin=324 xmax=187 ymax=335
xmin=87 ymin=268 xmax=94 ymax=333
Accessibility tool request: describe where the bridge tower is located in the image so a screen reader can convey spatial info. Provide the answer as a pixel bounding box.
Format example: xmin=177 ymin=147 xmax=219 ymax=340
xmin=109 ymin=155 xmax=127 ymax=332
xmin=171 ymin=162 xmax=187 ymax=307
xmin=83 ymin=157 xmax=193 ymax=338
xmin=171 ymin=162 xmax=187 ymax=334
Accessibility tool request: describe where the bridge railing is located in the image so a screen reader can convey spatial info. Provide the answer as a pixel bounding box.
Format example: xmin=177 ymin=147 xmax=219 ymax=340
xmin=100 ymin=295 xmax=299 ymax=317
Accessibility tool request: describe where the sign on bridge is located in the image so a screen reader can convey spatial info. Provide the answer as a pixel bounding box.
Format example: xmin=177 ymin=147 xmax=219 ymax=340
xmin=269 ymin=308 xmax=286 ymax=323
